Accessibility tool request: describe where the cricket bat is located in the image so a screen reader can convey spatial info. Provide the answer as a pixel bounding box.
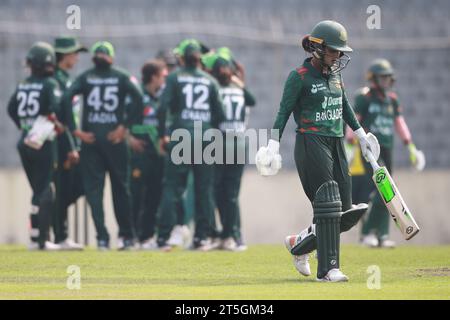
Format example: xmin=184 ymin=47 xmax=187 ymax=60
xmin=366 ymin=151 xmax=420 ymax=240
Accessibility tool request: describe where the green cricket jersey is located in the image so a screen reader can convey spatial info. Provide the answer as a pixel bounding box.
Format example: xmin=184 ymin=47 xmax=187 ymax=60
xmin=273 ymin=57 xmax=360 ymax=140
xmin=54 ymin=67 xmax=71 ymax=90
xmin=61 ymin=66 xmax=144 ymax=140
xmin=7 ymin=75 xmax=61 ymax=138
xmin=130 ymin=84 xmax=160 ymax=152
xmin=54 ymin=67 xmax=80 ymax=149
xmin=158 ymin=66 xmax=225 ymax=137
xmin=218 ymin=83 xmax=256 ymax=132
xmin=354 ymin=87 xmax=401 ymax=148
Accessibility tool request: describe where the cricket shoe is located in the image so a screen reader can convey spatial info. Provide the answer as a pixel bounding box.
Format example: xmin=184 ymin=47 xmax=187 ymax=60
xmin=140 ymin=237 xmax=158 ymax=250
xmin=97 ymin=239 xmax=110 ymax=251
xmin=209 ymin=237 xmax=223 ymax=250
xmin=117 ymin=237 xmax=137 ymax=251
xmin=379 ymin=238 xmax=396 ymax=248
xmin=156 ymin=238 xmax=174 ymax=252
xmin=284 ymin=234 xmax=312 ymax=277
xmin=234 ymin=238 xmax=248 ymax=252
xmin=192 ymin=238 xmax=214 ymax=252
xmin=316 ymin=269 xmax=349 ymax=282
xmin=167 ymin=225 xmax=191 ymax=247
xmin=360 ymin=234 xmax=379 ymax=248
xmin=57 ymin=238 xmax=83 ymax=251
xmin=220 ymin=237 xmax=238 ymax=251
xmin=28 ymin=241 xmax=62 ymax=251
xmin=293 ymin=254 xmax=311 ymax=276
xmin=158 ymin=243 xmax=173 ymax=252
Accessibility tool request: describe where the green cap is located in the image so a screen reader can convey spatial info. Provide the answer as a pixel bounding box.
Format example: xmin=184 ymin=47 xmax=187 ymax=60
xmin=368 ymin=58 xmax=394 ymax=76
xmin=27 ymin=41 xmax=56 ymax=67
xmin=201 ymin=53 xmax=231 ymax=70
xmin=216 ymin=47 xmax=233 ymax=62
xmin=309 ymin=20 xmax=352 ymax=52
xmin=201 ymin=52 xmax=219 ymax=69
xmin=173 ymin=39 xmax=202 ymax=57
xmin=54 ymin=36 xmax=87 ymax=54
xmin=91 ymin=41 xmax=115 ymax=57
xmin=214 ymin=56 xmax=231 ymax=69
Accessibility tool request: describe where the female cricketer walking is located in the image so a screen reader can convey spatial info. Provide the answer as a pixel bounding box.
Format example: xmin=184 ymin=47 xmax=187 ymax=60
xmin=256 ymin=20 xmax=380 ymax=282
xmin=350 ymin=59 xmax=425 ymax=248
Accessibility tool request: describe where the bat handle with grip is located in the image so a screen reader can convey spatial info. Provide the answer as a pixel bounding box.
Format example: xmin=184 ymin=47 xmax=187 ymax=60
xmin=366 ymin=150 xmax=381 ymax=171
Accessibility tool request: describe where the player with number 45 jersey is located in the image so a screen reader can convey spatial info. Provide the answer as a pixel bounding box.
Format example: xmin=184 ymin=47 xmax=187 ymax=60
xmin=62 ymin=41 xmax=144 ymax=251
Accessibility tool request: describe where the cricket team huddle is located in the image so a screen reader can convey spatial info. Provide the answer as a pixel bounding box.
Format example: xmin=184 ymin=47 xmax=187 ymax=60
xmin=8 ymin=19 xmax=424 ymax=281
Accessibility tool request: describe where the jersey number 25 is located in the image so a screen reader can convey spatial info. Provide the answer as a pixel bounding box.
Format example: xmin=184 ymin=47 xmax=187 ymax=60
xmin=17 ymin=91 xmax=40 ymax=117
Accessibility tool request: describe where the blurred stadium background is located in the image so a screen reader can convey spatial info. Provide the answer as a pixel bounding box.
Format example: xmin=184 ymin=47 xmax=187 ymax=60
xmin=0 ymin=0 xmax=449 ymax=245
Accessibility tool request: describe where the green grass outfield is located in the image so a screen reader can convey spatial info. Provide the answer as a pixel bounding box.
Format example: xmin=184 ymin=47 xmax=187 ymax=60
xmin=0 ymin=244 xmax=449 ymax=299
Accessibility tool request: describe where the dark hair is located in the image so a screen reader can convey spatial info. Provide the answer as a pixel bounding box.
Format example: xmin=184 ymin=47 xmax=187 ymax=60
xmin=184 ymin=52 xmax=201 ymax=68
xmin=92 ymin=56 xmax=112 ymax=69
xmin=27 ymin=59 xmax=54 ymax=77
xmin=56 ymin=52 xmax=65 ymax=64
xmin=155 ymin=50 xmax=177 ymax=67
xmin=141 ymin=59 xmax=166 ymax=84
xmin=302 ymin=35 xmax=313 ymax=53
xmin=212 ymin=59 xmax=232 ymax=86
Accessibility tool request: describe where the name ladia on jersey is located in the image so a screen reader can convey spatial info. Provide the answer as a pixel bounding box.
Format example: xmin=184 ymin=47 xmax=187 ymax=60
xmin=315 ymin=96 xmax=343 ymax=122
xmin=87 ymin=111 xmax=118 ymax=124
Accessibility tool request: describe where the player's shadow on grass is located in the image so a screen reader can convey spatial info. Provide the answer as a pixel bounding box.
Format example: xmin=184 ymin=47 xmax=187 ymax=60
xmin=282 ymin=278 xmax=319 ymax=283
xmin=70 ymin=277 xmax=319 ymax=286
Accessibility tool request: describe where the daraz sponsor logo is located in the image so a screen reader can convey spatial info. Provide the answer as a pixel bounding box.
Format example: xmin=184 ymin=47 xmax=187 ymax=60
xmin=321 ymin=96 xmax=342 ymax=109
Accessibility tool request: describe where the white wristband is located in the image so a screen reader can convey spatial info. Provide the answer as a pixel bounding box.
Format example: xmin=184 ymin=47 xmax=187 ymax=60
xmin=354 ymin=128 xmax=366 ymax=140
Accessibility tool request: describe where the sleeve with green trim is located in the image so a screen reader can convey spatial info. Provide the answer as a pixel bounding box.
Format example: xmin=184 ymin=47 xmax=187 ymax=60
xmin=123 ymin=75 xmax=144 ymax=128
xmin=272 ymin=70 xmax=302 ymax=140
xmin=342 ymin=86 xmax=361 ymax=131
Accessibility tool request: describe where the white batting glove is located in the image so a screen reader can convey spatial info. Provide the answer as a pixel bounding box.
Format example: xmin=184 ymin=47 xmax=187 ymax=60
xmin=24 ymin=115 xmax=56 ymax=150
xmin=255 ymin=139 xmax=282 ymax=176
xmin=355 ymin=128 xmax=380 ymax=162
xmin=408 ymin=143 xmax=426 ymax=171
